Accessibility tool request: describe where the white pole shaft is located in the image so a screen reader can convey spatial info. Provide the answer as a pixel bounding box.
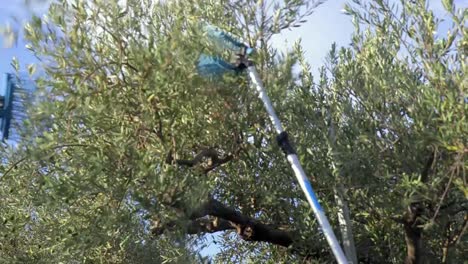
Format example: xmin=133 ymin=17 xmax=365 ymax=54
xmin=247 ymin=66 xmax=349 ymax=264
xmin=246 ymin=66 xmax=284 ymax=134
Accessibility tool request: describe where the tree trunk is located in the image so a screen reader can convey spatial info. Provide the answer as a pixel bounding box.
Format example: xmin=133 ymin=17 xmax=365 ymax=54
xmin=334 ymin=184 xmax=358 ymax=264
xmin=327 ymin=106 xmax=358 ymax=263
xmin=403 ymin=152 xmax=435 ymax=263
xmin=404 ymin=203 xmax=424 ymax=264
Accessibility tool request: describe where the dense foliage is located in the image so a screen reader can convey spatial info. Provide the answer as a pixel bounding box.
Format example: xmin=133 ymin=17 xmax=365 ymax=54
xmin=0 ymin=0 xmax=466 ymax=263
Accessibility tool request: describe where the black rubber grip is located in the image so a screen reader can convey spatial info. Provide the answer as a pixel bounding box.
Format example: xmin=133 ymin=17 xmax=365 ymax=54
xmin=276 ymin=131 xmax=296 ymax=155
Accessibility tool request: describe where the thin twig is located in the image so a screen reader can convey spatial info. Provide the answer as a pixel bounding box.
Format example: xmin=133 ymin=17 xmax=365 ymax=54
xmin=431 ymin=163 xmax=459 ymax=222
xmin=1 ymin=156 xmax=27 ymax=180
xmin=1 ymin=143 xmax=91 ymax=181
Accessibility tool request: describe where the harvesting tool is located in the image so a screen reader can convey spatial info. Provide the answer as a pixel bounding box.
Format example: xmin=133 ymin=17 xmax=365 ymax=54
xmin=197 ymin=24 xmax=349 ymax=264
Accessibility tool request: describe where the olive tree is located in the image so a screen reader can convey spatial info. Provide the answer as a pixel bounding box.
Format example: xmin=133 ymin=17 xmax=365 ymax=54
xmin=0 ymin=0 xmax=465 ymax=263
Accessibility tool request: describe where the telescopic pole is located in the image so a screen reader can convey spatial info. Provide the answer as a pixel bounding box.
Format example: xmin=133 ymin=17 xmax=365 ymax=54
xmin=246 ymin=65 xmax=349 ymax=264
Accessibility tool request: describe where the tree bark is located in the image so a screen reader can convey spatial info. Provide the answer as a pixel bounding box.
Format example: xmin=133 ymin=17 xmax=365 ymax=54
xmin=334 ymin=184 xmax=358 ymax=264
xmin=404 ymin=203 xmax=424 ymax=264
xmin=404 ymin=152 xmax=435 ymax=264
xmin=189 ymin=197 xmax=294 ymax=247
xmin=327 ymin=106 xmax=358 ymax=263
xmin=152 ymin=197 xmax=294 ymax=248
xmin=186 ymin=217 xmax=236 ymax=234
xmin=166 ymin=147 xmax=235 ymax=173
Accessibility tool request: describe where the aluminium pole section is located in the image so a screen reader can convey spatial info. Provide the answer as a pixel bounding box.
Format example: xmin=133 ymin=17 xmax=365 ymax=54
xmin=246 ymin=65 xmax=349 ymax=264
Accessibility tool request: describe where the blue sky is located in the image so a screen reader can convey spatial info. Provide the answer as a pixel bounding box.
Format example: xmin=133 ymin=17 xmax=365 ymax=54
xmin=0 ymin=0 xmax=356 ymax=79
xmin=0 ymin=0 xmax=465 ymax=79
xmin=0 ymin=0 xmax=48 ymax=87
xmin=270 ymin=0 xmax=466 ymax=75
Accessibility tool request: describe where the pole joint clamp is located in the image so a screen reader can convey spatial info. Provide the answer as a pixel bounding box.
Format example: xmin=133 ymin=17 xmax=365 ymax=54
xmin=276 ymin=131 xmax=296 ymax=155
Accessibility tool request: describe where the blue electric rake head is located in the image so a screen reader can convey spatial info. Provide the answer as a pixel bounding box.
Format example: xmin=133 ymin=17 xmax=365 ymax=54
xmin=196 ymin=24 xmax=254 ymax=77
xmin=196 ymin=23 xmax=349 ymax=264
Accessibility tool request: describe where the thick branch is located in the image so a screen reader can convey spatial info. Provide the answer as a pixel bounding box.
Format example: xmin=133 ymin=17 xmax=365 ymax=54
xmin=151 ymin=216 xmax=236 ymax=236
xmin=404 ymin=205 xmax=424 ymax=264
xmin=421 ymin=150 xmax=435 ymax=182
xmin=186 ymin=217 xmax=236 ymax=234
xmin=166 ymin=148 xmax=234 ymax=173
xmin=152 ymin=197 xmax=294 ymax=247
xmin=403 ymin=151 xmax=436 ymax=264
xmin=190 ymin=198 xmax=293 ymax=247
